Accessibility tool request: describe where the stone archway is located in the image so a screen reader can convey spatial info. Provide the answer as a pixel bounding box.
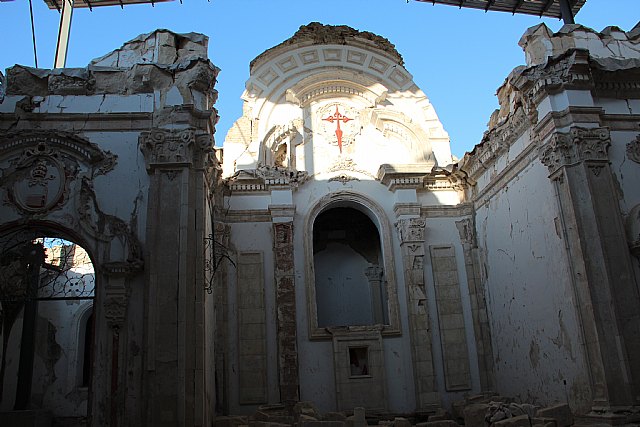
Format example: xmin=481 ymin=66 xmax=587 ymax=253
xmin=0 ymin=230 xmax=96 ymax=423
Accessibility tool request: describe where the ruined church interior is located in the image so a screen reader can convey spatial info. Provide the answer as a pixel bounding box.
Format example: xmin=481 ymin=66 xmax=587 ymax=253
xmin=1 ymin=1 xmax=640 ymax=426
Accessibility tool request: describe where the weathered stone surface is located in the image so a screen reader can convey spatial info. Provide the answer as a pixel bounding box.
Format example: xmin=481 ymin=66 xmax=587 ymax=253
xmin=416 ymin=421 xmax=460 ymax=427
xmin=215 ymin=416 xmax=250 ymax=427
xmin=530 ymin=417 xmax=556 ymax=427
xmin=248 ymin=422 xmax=291 ymax=427
xmin=492 ymin=414 xmax=531 ymax=427
xmin=393 ymin=417 xmax=412 ymax=427
xmin=324 ymin=412 xmax=347 ymax=422
xmin=427 ymin=408 xmax=451 ymax=422
xmin=294 ymin=402 xmax=321 ymax=421
xmin=300 ymin=421 xmax=346 ymax=427
xmin=535 ymin=404 xmax=573 ymax=427
xmin=463 ymin=404 xmax=490 ymax=427
xmin=346 ymin=407 xmax=367 ymax=427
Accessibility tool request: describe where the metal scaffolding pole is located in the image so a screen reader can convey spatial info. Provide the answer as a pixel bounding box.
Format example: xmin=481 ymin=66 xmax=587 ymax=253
xmin=559 ymin=0 xmax=575 ymax=24
xmin=53 ymin=0 xmax=74 ymax=68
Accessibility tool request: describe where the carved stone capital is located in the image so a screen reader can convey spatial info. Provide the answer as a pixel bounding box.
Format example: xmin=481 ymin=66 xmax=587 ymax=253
xmin=396 ymin=218 xmax=426 ymax=244
xmin=539 ymin=127 xmax=610 ymax=175
xmin=626 ymin=134 xmax=640 ymax=164
xmin=103 ymin=260 xmax=144 ymax=277
xmin=139 ymin=127 xmax=213 ymax=171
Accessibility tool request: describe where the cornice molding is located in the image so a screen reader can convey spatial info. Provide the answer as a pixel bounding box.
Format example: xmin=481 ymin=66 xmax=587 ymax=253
xmin=459 ymin=106 xmax=532 ymax=184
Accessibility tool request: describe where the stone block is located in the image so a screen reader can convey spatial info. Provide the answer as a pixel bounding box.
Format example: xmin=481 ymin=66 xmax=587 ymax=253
xmin=0 ymin=410 xmax=52 ymax=427
xmin=324 ymin=412 xmax=347 ymax=422
xmin=215 ymin=416 xmax=250 ymax=427
xmin=491 ymin=414 xmax=531 ymax=427
xmin=294 ymin=401 xmax=321 ymax=421
xmin=416 ymin=421 xmax=460 ymax=427
xmin=463 ymin=403 xmax=490 ymax=427
xmin=535 ymin=404 xmax=572 ymax=427
xmin=249 ymin=422 xmax=291 ymax=427
xmin=530 ymin=417 xmax=556 ymax=427
xmin=300 ymin=421 xmax=346 ymax=427
xmin=393 ymin=417 xmax=412 ymax=427
xmin=346 ymin=407 xmax=367 ymax=427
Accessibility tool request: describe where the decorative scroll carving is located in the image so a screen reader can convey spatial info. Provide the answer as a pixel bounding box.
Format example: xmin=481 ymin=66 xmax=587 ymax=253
xmin=539 ymin=127 xmax=610 ymax=175
xmin=104 ymin=284 xmax=128 ymax=329
xmin=626 ymin=134 xmax=640 ymax=164
xmin=139 ymin=127 xmax=213 ymax=170
xmin=396 ymin=218 xmax=426 ymax=244
xmin=329 ymin=174 xmax=360 ymax=184
xmin=227 ymin=166 xmax=309 ymax=191
xmin=79 ymin=179 xmax=143 ymax=269
xmin=0 ymin=131 xmax=117 ymax=214
xmin=455 ymin=218 xmax=476 ymax=246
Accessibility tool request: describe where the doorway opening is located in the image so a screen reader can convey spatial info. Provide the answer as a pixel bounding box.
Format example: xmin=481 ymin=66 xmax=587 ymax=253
xmin=313 ymin=207 xmax=388 ymax=327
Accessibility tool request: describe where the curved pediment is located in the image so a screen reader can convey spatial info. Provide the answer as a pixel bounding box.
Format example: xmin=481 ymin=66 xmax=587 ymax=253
xmin=223 ymin=23 xmax=453 ymax=179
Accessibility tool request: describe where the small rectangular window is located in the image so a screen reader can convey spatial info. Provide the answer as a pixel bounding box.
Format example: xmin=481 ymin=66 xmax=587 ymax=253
xmin=349 ymin=346 xmax=369 ymax=377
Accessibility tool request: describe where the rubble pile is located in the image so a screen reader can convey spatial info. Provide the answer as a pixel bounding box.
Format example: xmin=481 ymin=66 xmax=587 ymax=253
xmin=214 ymin=397 xmax=577 ymax=427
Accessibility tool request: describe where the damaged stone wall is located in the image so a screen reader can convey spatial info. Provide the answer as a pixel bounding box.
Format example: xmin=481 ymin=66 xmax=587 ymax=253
xmin=459 ymin=22 xmax=640 ymax=419
xmin=0 ymin=28 xmax=220 ymax=427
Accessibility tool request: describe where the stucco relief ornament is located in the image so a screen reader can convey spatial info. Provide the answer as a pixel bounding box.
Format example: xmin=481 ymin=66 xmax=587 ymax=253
xmin=626 ymin=134 xmax=640 ymax=164
xmin=396 ymin=218 xmax=426 ymax=243
xmin=5 ymin=144 xmax=70 ymax=213
xmin=318 ymin=103 xmax=359 ymax=154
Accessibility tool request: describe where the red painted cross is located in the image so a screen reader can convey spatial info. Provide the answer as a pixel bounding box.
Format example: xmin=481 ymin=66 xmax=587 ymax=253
xmin=322 ymin=105 xmax=352 ymax=153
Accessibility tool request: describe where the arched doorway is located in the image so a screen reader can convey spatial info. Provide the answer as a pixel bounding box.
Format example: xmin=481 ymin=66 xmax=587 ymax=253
xmin=313 ymin=206 xmax=388 ymax=327
xmin=0 ymin=230 xmax=95 ymax=424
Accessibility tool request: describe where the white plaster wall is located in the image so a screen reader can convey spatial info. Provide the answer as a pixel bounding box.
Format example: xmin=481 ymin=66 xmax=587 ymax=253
xmin=421 ymin=216 xmax=482 ymax=408
xmin=474 ymin=158 xmax=591 ymax=411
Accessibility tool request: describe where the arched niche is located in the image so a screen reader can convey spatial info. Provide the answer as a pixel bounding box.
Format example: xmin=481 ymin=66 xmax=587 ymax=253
xmin=304 ymin=191 xmax=401 ymax=339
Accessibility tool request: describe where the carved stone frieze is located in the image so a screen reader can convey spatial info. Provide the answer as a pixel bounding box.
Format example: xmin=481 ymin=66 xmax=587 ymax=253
xmin=512 ymin=49 xmax=593 ymax=103
xmin=539 ymin=127 xmax=610 ymax=175
xmin=459 ymin=107 xmax=531 ymax=184
xmin=226 ymin=165 xmax=309 ymax=192
xmin=139 ymin=127 xmax=214 ymax=171
xmin=626 ymin=134 xmax=640 ymax=164
xmin=396 ymin=218 xmax=426 ymax=244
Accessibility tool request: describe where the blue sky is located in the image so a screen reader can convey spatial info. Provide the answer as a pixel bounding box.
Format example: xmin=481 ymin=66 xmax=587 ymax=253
xmin=1 ymin=1 xmax=637 ymax=157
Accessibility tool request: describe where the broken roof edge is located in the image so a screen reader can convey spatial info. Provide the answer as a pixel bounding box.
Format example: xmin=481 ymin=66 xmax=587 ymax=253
xmin=250 ymin=22 xmax=404 ymax=74
xmin=456 ymin=21 xmax=640 ymax=178
xmin=90 ymin=28 xmax=209 ymax=69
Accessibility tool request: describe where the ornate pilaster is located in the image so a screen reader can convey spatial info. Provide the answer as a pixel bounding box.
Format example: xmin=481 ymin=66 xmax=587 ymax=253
xmin=140 ymin=126 xmax=214 ymax=426
xmin=272 ymin=221 xmax=300 ymax=402
xmin=455 ymin=218 xmax=494 ymax=392
xmin=539 ymin=126 xmax=640 ymax=410
xmin=396 ymin=217 xmax=439 ymax=411
xmin=212 ymin=221 xmax=231 ymax=413
xmin=102 ymin=262 xmax=140 ymax=427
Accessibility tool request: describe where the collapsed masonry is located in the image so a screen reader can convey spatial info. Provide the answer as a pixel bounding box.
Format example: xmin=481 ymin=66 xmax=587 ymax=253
xmin=0 ymin=19 xmax=640 ymax=427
